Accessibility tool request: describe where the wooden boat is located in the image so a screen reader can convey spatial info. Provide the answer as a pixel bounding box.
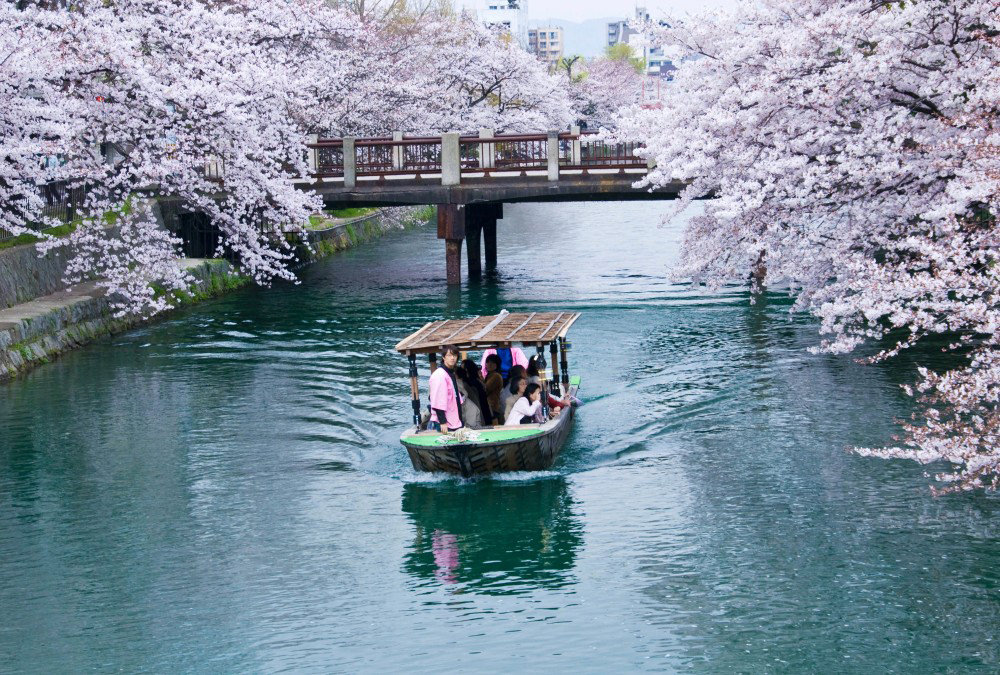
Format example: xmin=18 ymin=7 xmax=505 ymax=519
xmin=395 ymin=310 xmax=581 ymax=477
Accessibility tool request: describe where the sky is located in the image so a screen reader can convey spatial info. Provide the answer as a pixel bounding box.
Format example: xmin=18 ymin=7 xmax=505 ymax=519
xmin=457 ymin=0 xmax=740 ymax=22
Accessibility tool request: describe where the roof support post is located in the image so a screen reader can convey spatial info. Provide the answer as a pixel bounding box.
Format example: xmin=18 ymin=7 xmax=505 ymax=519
xmin=570 ymin=125 xmax=581 ymax=166
xmin=343 ymin=136 xmax=356 ymax=188
xmin=549 ymin=341 xmax=561 ymax=397
xmin=479 ymin=129 xmax=495 ymax=170
xmin=547 ymin=131 xmax=560 ymax=181
xmin=408 ymin=354 xmax=421 ymax=426
xmin=559 ymin=336 xmax=570 ymax=392
xmin=441 ymin=132 xmax=461 ymax=186
xmin=392 ymin=131 xmax=404 ymax=170
xmin=536 ymin=343 xmax=550 ymax=418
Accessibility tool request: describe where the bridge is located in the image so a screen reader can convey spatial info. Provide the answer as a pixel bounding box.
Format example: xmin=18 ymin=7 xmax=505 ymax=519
xmin=303 ymin=128 xmax=685 ymax=283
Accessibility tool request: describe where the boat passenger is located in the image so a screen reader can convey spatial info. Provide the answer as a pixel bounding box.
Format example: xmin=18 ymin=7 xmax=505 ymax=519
xmin=500 ymin=365 xmax=528 ymax=412
xmin=502 ymin=376 xmax=527 ymax=423
xmin=525 ymin=356 xmax=569 ymax=411
xmin=482 ymin=354 xmax=504 ymax=424
xmin=480 ymin=346 xmax=529 ymax=382
xmin=462 ymin=359 xmax=493 ymax=428
xmin=505 ymin=383 xmax=561 ymax=425
xmin=455 ymin=363 xmax=486 ymax=429
xmin=527 ymin=356 xmax=542 ymax=386
xmin=428 ymin=344 xmax=463 ymax=432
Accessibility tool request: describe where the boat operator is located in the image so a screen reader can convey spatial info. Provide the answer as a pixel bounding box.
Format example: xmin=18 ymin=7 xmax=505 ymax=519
xmin=428 ymin=344 xmax=464 ymax=432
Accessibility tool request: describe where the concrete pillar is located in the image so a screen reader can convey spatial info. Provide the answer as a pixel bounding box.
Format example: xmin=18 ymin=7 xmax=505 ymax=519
xmin=446 ymin=239 xmax=462 ymax=285
xmin=483 ymin=203 xmax=501 ymax=271
xmin=392 ymin=131 xmax=404 ymax=170
xmin=437 ymin=204 xmax=466 ymax=285
xmin=479 ymin=129 xmax=495 ymax=169
xmin=466 ymin=216 xmax=482 ymax=278
xmin=441 ymin=132 xmax=461 ymax=186
xmin=307 ymin=133 xmax=319 ymax=175
xmin=343 ymin=136 xmax=356 ymax=188
xmin=570 ymin=125 xmax=581 ymax=165
xmin=547 ymin=131 xmax=560 ymax=181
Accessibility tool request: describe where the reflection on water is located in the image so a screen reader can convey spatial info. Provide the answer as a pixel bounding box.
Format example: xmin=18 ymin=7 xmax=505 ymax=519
xmin=402 ymin=478 xmax=581 ymax=595
xmin=2 ymin=201 xmax=1000 ymax=671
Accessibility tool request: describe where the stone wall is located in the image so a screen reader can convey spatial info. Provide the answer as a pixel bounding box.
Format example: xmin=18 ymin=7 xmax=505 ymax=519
xmin=0 ymin=206 xmax=432 ymax=383
xmin=0 ymin=244 xmax=72 ymax=310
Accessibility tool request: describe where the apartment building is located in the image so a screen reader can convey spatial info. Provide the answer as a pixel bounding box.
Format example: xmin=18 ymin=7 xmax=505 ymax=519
xmin=607 ymin=7 xmax=673 ymax=79
xmin=477 ymin=0 xmax=529 ymax=49
xmin=528 ymin=27 xmax=564 ymax=70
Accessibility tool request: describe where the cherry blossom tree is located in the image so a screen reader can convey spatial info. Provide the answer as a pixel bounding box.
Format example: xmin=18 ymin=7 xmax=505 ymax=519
xmin=563 ymin=53 xmax=644 ymax=128
xmin=614 ymin=0 xmax=1000 ymax=491
xmin=2 ymin=1 xmax=573 ymax=316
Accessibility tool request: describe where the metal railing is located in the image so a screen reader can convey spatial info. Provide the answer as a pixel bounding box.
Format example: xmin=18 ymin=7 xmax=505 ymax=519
xmin=306 ymin=128 xmax=648 ymax=186
xmin=1 ymin=180 xmax=89 ymax=244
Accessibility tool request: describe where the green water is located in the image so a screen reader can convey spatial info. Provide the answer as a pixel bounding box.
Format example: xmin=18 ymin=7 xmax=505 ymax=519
xmin=2 ymin=203 xmax=999 ymax=672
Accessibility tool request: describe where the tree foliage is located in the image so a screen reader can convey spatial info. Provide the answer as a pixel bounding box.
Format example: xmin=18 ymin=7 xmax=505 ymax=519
xmin=1 ymin=0 xmax=571 ymax=315
xmin=614 ymin=0 xmax=1000 ymax=492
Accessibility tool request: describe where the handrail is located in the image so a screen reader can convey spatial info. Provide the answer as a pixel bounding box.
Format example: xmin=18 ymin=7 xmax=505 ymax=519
xmin=307 ymin=129 xmax=647 ymax=182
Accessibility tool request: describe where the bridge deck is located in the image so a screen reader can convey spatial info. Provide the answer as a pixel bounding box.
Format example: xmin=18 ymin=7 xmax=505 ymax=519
xmin=308 ymin=173 xmax=686 ymax=207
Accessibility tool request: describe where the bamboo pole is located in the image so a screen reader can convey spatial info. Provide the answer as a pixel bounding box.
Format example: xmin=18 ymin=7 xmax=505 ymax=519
xmin=536 ymin=343 xmax=549 ymax=419
xmin=549 ymin=341 xmax=561 ymax=397
xmin=408 ymin=354 xmax=421 ymax=426
xmin=559 ymin=336 xmax=570 ymax=391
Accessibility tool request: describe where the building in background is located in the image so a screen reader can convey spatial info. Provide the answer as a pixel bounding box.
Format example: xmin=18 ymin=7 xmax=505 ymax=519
xmin=606 ymin=7 xmax=673 ymax=79
xmin=477 ymin=0 xmax=529 ymax=49
xmin=528 ymin=26 xmax=563 ymax=70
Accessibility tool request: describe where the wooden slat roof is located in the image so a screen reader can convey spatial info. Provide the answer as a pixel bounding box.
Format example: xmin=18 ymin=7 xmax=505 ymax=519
xmin=395 ymin=310 xmax=580 ymax=354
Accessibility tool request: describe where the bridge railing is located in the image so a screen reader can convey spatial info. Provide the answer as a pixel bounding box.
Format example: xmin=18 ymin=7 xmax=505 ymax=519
xmin=306 ymin=128 xmax=647 ymax=187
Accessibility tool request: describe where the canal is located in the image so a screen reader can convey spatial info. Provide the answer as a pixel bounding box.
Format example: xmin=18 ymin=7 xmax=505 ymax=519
xmin=2 ymin=202 xmax=999 ymax=671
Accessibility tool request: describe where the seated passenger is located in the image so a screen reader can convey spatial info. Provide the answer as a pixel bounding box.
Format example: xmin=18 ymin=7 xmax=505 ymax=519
xmin=505 ymin=383 xmax=560 ymax=425
xmin=480 ymin=346 xmax=529 ymax=382
xmin=454 ymin=365 xmax=484 ymax=429
xmin=527 ymin=356 xmax=542 ymax=386
xmin=500 ymin=365 xmax=528 ymax=412
xmin=502 ymin=376 xmax=527 ymax=424
xmin=462 ymin=359 xmax=493 ymax=429
xmin=481 ymin=356 xmax=505 ymax=425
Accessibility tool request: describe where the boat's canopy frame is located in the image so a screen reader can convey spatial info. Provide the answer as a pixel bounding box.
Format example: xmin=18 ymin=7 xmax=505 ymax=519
xmin=394 ymin=310 xmax=580 ymax=355
xmin=397 ymin=310 xmax=580 ymax=428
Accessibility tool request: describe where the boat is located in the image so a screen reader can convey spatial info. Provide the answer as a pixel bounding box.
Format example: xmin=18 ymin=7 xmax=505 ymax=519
xmin=395 ymin=310 xmax=581 ymax=477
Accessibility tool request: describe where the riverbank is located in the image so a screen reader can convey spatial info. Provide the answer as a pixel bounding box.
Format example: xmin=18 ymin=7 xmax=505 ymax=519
xmin=0 ymin=206 xmax=433 ymax=383
xmin=0 ymin=259 xmax=246 ymax=383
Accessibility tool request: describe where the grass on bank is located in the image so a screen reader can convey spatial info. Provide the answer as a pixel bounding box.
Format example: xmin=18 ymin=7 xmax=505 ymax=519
xmin=0 ymin=197 xmax=135 ymax=252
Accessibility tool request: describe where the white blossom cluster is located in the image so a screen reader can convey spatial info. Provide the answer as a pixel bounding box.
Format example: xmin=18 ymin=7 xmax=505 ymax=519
xmin=615 ymin=0 xmax=1000 ymax=492
xmin=1 ymin=1 xmax=574 ymax=316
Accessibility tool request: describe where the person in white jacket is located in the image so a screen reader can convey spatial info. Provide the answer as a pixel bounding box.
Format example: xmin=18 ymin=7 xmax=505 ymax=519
xmin=505 ymin=383 xmax=561 ymax=425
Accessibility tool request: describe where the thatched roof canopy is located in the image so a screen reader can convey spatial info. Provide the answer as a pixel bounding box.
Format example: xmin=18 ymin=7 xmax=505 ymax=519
xmin=395 ymin=310 xmax=580 ymax=355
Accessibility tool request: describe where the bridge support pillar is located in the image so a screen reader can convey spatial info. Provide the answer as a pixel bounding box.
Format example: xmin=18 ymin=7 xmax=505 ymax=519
xmin=475 ymin=202 xmax=502 ymax=271
xmin=437 ymin=204 xmax=466 ymax=285
xmin=466 ymin=217 xmax=482 ymax=278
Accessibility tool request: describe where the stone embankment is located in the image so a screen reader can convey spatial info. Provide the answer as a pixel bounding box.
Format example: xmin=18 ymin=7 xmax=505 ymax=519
xmin=0 ymin=206 xmax=431 ymax=383
xmin=0 ymin=260 xmax=244 ymax=382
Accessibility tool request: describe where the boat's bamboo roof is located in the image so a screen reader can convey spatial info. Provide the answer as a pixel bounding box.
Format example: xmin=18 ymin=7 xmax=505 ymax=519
xmin=395 ymin=310 xmax=580 ymax=354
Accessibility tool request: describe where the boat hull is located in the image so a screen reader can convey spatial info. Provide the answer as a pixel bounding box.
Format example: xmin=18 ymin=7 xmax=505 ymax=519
xmin=402 ymin=404 xmax=575 ymax=477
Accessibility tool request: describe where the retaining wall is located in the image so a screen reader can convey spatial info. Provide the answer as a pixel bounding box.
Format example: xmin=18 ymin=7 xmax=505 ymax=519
xmin=0 ymin=261 xmax=245 ymax=383
xmin=1 ymin=207 xmax=432 ymax=383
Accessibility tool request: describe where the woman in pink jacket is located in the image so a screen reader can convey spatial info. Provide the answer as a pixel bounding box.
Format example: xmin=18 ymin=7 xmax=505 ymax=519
xmin=428 ymin=344 xmax=464 ymax=432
